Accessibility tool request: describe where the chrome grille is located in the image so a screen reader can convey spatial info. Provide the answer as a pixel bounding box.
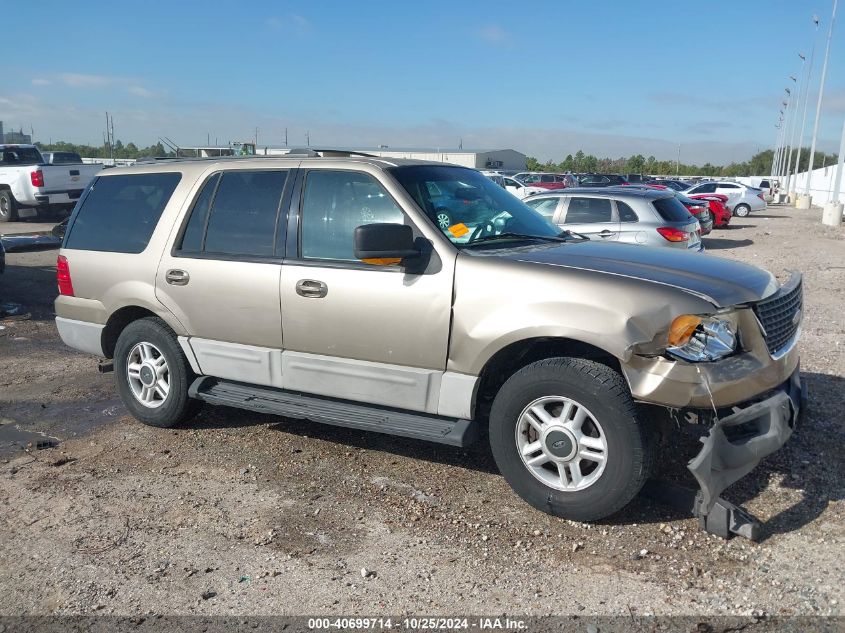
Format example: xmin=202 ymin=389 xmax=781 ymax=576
xmin=752 ymin=274 xmax=802 ymax=355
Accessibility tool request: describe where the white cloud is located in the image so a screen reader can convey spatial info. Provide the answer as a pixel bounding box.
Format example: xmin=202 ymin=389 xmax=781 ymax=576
xmin=60 ymin=73 xmax=116 ymax=87
xmin=127 ymin=86 xmax=154 ymax=98
xmin=31 ymin=78 xmax=52 ymax=86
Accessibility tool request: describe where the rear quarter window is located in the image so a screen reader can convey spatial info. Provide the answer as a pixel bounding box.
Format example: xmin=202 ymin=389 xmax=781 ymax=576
xmin=652 ymin=197 xmax=693 ymax=223
xmin=64 ymin=173 xmax=181 ymax=253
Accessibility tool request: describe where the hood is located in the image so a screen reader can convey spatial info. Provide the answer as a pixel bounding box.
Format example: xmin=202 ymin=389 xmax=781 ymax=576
xmin=487 ymin=241 xmax=779 ymax=308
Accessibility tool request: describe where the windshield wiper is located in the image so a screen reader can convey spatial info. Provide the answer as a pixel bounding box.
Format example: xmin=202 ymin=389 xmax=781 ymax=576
xmin=467 ymin=230 xmax=584 ymax=246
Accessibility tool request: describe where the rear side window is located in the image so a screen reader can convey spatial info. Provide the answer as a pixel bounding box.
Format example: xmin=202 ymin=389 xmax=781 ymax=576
xmin=65 ymin=173 xmax=181 ymax=253
xmin=564 ymin=197 xmax=612 ymax=223
xmin=204 ymin=171 xmax=287 ymax=256
xmin=652 ymin=197 xmax=692 ymax=223
xmin=177 ymin=170 xmax=287 ymax=257
xmin=617 ymin=200 xmax=639 ymax=222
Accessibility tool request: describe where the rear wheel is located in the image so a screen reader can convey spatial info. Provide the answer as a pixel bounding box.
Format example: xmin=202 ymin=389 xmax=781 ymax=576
xmin=489 ymin=357 xmax=653 ymax=522
xmin=734 ymin=204 xmax=750 ymax=217
xmin=114 ymin=317 xmax=201 ymax=428
xmin=0 ymin=190 xmax=18 ymax=223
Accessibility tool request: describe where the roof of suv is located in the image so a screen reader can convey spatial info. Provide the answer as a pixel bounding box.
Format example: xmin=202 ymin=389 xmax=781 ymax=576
xmin=530 ymin=187 xmax=674 ymax=200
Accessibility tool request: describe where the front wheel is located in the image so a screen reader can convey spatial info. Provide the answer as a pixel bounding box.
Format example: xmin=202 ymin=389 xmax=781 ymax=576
xmin=114 ymin=317 xmax=201 ymax=428
xmin=734 ymin=204 xmax=750 ymax=217
xmin=489 ymin=357 xmax=653 ymax=522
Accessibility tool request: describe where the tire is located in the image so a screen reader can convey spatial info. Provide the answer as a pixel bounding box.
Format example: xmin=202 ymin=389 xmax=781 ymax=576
xmin=489 ymin=357 xmax=653 ymax=522
xmin=734 ymin=204 xmax=750 ymax=217
xmin=434 ymin=210 xmax=452 ymax=230
xmin=114 ymin=317 xmax=201 ymax=428
xmin=0 ymin=190 xmax=18 ymax=223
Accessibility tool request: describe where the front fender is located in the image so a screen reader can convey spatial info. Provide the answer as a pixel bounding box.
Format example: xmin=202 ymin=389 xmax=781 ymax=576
xmin=447 ymin=255 xmax=713 ymax=376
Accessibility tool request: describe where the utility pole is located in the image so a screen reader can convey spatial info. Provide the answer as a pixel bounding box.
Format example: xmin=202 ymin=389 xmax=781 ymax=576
xmin=284 ymin=128 xmax=288 ymax=147
xmin=676 ymin=144 xmax=680 ymax=177
xmin=803 ymin=0 xmax=838 ymax=201
xmin=306 ymin=131 xmax=310 ymax=147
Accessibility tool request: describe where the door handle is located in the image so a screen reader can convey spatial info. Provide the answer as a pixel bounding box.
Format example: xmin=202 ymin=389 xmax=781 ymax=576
xmin=598 ymin=230 xmax=613 ymax=238
xmin=165 ymin=269 xmax=190 ymax=286
xmin=296 ymin=279 xmax=328 ymax=298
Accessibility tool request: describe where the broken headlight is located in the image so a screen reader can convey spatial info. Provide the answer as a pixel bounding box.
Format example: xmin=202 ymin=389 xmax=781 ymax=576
xmin=666 ymin=313 xmax=737 ymax=362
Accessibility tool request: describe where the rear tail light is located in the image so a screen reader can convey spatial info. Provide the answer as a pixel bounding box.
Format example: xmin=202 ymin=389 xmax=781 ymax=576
xmin=30 ymin=170 xmax=45 ymax=188
xmin=56 ymin=255 xmax=74 ymax=296
xmin=656 ymin=227 xmax=690 ymax=242
xmin=757 ymin=193 xmax=765 ymax=201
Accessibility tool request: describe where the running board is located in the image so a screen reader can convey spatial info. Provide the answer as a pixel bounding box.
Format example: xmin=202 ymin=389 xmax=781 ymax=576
xmin=188 ymin=377 xmax=479 ymax=447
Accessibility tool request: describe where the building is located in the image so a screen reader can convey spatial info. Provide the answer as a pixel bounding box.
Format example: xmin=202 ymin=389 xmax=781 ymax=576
xmin=257 ymin=146 xmax=527 ymax=170
xmin=1 ymin=124 xmax=31 ymax=144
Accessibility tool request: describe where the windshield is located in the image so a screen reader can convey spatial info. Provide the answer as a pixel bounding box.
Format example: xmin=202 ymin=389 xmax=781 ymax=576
xmin=389 ymin=165 xmax=563 ymax=246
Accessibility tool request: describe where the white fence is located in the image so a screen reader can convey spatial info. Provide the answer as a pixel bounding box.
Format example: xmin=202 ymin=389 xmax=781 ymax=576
xmin=788 ymin=164 xmax=844 ymax=204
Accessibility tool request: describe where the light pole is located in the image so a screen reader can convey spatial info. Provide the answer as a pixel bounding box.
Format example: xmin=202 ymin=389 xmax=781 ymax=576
xmin=781 ymin=89 xmax=795 ymax=186
xmin=784 ymin=73 xmax=802 ymax=197
xmin=802 ymin=0 xmax=838 ymax=205
xmin=794 ymin=17 xmax=820 ymax=196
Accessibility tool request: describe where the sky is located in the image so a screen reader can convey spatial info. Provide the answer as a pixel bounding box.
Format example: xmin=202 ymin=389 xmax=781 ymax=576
xmin=2 ymin=0 xmax=844 ymax=165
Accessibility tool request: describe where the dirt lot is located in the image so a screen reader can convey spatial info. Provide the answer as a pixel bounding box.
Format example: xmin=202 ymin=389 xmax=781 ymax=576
xmin=0 ymin=208 xmax=843 ymax=618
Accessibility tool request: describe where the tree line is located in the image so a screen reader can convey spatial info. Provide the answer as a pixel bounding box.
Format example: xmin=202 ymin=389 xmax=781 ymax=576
xmin=526 ymin=148 xmax=839 ymax=177
xmin=34 ymin=140 xmax=173 ymax=160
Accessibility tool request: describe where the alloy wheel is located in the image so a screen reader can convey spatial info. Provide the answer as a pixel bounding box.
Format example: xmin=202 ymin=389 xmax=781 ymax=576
xmin=515 ymin=395 xmax=608 ymax=491
xmin=126 ymin=341 xmax=170 ymax=408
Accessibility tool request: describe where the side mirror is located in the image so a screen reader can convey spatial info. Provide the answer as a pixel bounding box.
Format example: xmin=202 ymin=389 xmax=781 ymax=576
xmin=354 ymin=223 xmax=419 ymax=265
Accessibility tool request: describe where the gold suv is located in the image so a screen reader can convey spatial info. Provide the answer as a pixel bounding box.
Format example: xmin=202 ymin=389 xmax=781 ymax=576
xmin=55 ymin=152 xmax=805 ymax=539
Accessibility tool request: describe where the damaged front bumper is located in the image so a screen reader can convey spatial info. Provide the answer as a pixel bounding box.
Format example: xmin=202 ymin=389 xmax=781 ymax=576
xmin=642 ymin=368 xmax=806 ymax=540
xmin=687 ymin=368 xmax=806 ymax=540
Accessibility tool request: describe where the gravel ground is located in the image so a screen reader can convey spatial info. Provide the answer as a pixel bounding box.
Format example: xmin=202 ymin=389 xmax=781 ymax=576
xmin=0 ymin=206 xmax=843 ymax=618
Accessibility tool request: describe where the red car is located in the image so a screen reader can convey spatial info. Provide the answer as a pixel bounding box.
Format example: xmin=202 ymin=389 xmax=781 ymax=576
xmin=677 ymin=194 xmax=713 ymax=235
xmin=687 ymin=193 xmax=732 ymax=228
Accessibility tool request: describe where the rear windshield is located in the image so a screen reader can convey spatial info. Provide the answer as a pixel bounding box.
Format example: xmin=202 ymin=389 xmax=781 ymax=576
xmin=65 ymin=173 xmax=181 ymax=253
xmin=48 ymin=152 xmax=83 ymax=164
xmin=0 ymin=146 xmax=43 ymax=166
xmin=652 ymin=196 xmax=693 ymax=223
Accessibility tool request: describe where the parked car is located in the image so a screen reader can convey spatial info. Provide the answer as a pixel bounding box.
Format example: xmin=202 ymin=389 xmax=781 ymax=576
xmin=54 ymin=155 xmax=803 ymax=537
xmin=503 ymin=176 xmax=546 ymax=199
xmin=523 ymin=187 xmax=702 ymax=251
xmin=626 ymin=174 xmax=647 ymax=184
xmin=0 ymin=144 xmax=101 ymax=222
xmin=482 ymin=172 xmax=546 ymax=199
xmin=687 ymin=194 xmax=732 ymax=228
xmin=677 ymin=194 xmax=713 ymax=235
xmin=683 ymin=181 xmax=766 ymax=217
xmin=513 ymin=172 xmax=575 ymax=190
xmin=647 ymin=179 xmax=693 ymax=191
xmin=41 ymin=151 xmax=86 ymax=165
xmin=578 ymin=174 xmax=629 ymax=187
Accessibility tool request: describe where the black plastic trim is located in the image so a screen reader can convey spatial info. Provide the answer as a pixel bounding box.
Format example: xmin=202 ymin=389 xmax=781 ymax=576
xmin=189 ymin=377 xmax=479 ymax=447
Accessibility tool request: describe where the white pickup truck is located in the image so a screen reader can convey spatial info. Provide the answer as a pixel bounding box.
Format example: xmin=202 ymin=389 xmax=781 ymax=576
xmin=0 ymin=144 xmax=101 ymax=222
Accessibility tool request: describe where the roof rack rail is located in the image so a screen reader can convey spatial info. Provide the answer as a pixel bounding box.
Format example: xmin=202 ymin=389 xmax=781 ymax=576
xmin=132 ymin=149 xmax=382 ymax=165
